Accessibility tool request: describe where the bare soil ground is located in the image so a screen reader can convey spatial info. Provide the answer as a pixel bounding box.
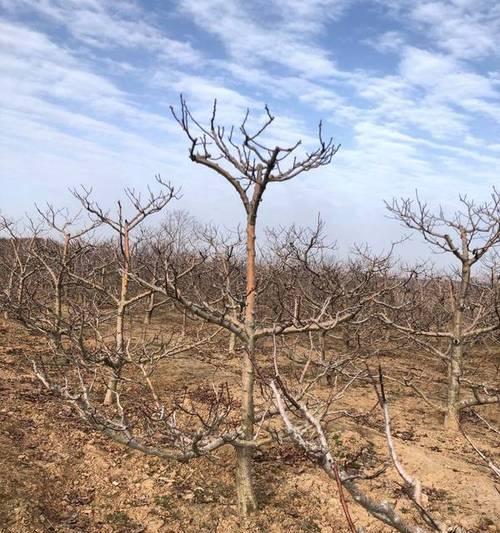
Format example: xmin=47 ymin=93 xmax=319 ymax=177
xmin=0 ymin=317 xmax=498 ymax=533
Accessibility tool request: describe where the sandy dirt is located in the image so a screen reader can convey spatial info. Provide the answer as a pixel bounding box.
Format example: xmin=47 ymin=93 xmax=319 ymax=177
xmin=0 ymin=318 xmax=498 ymax=533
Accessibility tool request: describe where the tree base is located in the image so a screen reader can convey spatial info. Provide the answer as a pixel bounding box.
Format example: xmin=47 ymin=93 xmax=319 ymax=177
xmin=444 ymin=412 xmax=460 ymax=432
xmin=235 ymin=445 xmax=258 ymax=517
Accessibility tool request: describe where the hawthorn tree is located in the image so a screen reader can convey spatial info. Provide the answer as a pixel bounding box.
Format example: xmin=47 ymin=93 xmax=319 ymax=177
xmin=70 ymin=181 xmax=176 ymax=404
xmin=0 ymin=216 xmax=40 ymax=321
xmin=134 ymin=99 xmax=403 ymax=516
xmin=380 ymin=191 xmax=500 ymax=430
xmin=136 ymin=97 xmax=340 ymax=514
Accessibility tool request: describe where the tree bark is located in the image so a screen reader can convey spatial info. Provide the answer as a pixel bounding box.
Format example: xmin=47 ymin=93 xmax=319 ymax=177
xmin=318 ymin=330 xmax=331 ymax=385
xmin=228 ymin=331 xmax=236 ymax=354
xmin=181 ymin=307 xmax=187 ymax=337
xmin=236 ymin=341 xmax=257 ymax=515
xmin=104 ymin=304 xmax=125 ymax=406
xmin=104 ymin=225 xmax=129 ymax=406
xmin=53 ymin=235 xmax=70 ymax=350
xmin=144 ymin=292 xmax=155 ymax=326
xmin=444 ymin=257 xmax=469 ymax=431
xmin=235 ymin=218 xmax=258 ymax=516
xmin=444 ymin=343 xmax=462 ymax=431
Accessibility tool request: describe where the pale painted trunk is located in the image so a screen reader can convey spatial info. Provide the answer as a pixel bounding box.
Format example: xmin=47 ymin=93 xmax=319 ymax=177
xmin=444 ymin=259 xmax=469 ymax=431
xmin=319 ymin=331 xmax=332 ymax=385
xmin=444 ymin=343 xmax=463 ymax=431
xmin=181 ymin=308 xmax=187 ymax=337
xmin=53 ymin=281 xmax=63 ymax=349
xmin=228 ymin=308 xmax=237 ymax=353
xmin=105 ymin=226 xmax=129 ymax=406
xmin=228 ymin=331 xmax=236 ymax=354
xmin=104 ymin=306 xmax=125 ymax=406
xmin=144 ymin=292 xmax=155 ymax=326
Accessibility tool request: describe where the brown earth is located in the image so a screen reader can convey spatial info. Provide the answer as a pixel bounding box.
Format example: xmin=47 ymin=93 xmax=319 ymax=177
xmin=0 ymin=317 xmax=498 ymax=533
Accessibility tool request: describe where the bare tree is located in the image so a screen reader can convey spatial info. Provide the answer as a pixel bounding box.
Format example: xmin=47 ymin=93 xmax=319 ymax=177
xmin=0 ymin=217 xmax=40 ymax=320
xmin=29 ymin=206 xmax=99 ymax=348
xmin=380 ymin=191 xmax=500 ymax=430
xmin=132 ymin=100 xmax=413 ymax=516
xmin=71 ymin=180 xmax=176 ymax=404
xmin=132 ymin=97 xmax=340 ymax=514
xmin=0 ymin=209 xmax=99 ymax=353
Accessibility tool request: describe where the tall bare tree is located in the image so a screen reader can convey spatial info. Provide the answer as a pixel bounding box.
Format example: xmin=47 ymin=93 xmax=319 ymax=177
xmin=140 ymin=97 xmax=340 ymax=514
xmin=132 ymin=100 xmax=412 ymax=515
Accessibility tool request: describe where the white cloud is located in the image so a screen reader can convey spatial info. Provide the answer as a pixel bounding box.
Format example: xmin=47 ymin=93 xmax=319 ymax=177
xmin=178 ymin=0 xmax=340 ymax=79
xmin=0 ymin=21 xmax=179 ymax=135
xmin=1 ymin=0 xmax=202 ymax=64
xmin=377 ymin=0 xmax=500 ymax=60
xmin=399 ymin=47 xmax=497 ymax=101
xmin=410 ymin=1 xmax=498 ymax=60
xmin=366 ymin=30 xmax=405 ymax=53
xmin=1 ymin=0 xmax=499 ymax=261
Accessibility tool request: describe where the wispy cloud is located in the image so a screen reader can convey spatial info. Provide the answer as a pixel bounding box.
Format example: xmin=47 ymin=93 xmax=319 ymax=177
xmin=1 ymin=0 xmax=201 ymax=63
xmin=178 ymin=0 xmax=341 ymax=78
xmin=1 ymin=0 xmax=499 ymax=257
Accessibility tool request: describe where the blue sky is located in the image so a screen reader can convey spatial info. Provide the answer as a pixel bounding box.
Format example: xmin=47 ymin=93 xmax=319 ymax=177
xmin=1 ymin=0 xmax=499 ymax=255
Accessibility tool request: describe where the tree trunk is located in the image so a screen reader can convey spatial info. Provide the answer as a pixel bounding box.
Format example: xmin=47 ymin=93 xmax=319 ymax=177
xmin=236 ymin=339 xmax=257 ymax=515
xmin=229 ymin=331 xmax=236 ymax=354
xmin=181 ymin=308 xmax=187 ymax=337
xmin=444 ymin=344 xmax=462 ymax=431
xmin=103 ymin=370 xmax=120 ymax=406
xmin=144 ymin=292 xmax=155 ymax=326
xmin=144 ymin=307 xmax=153 ymax=326
xmin=53 ymin=280 xmax=63 ymax=350
xmin=235 ymin=217 xmax=258 ymax=516
xmin=228 ymin=305 xmax=237 ymax=354
xmin=319 ymin=330 xmax=332 ymax=385
xmin=54 ymin=235 xmax=70 ymax=351
xmin=444 ymin=257 xmax=469 ymax=431
xmin=105 ymin=225 xmax=129 ymax=407
xmin=104 ymin=306 xmax=125 ymax=406
xmin=342 ymin=325 xmax=351 ymax=349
